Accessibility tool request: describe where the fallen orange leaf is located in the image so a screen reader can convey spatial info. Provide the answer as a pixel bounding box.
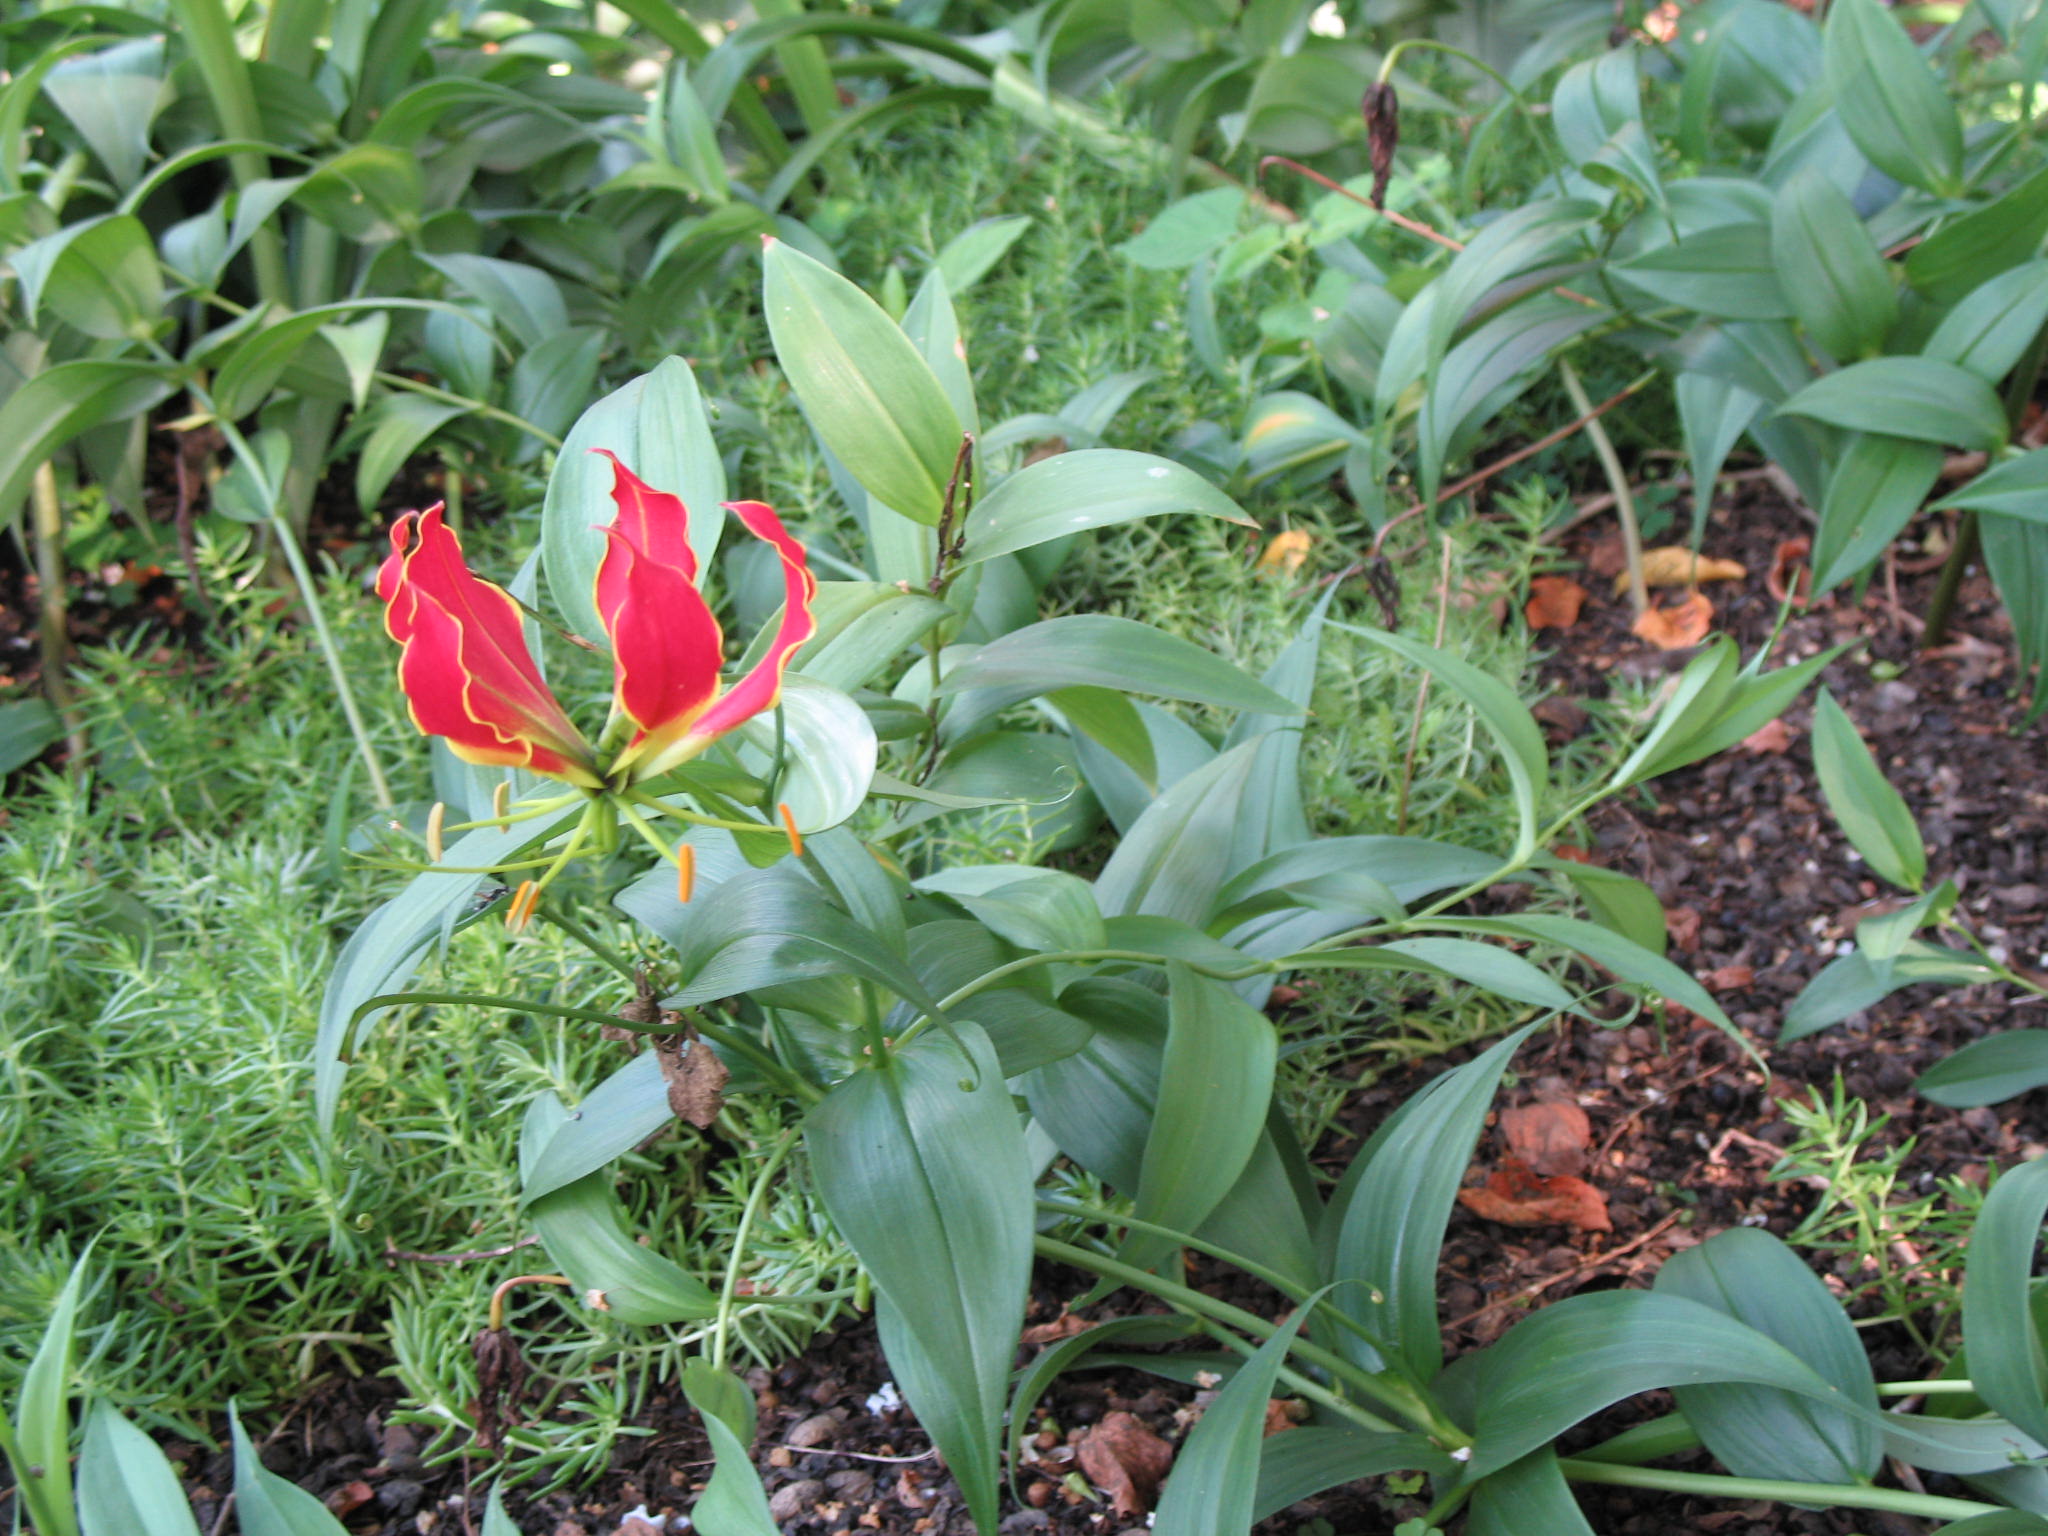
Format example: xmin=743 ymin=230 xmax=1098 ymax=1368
xmin=1742 ymin=718 xmax=1795 ymax=755
xmin=1622 ymin=546 xmax=1748 ymax=593
xmin=1524 ymin=574 xmax=1588 ymax=630
xmin=1500 ymin=1099 xmax=1593 ymax=1179
xmin=1458 ymin=1158 xmax=1612 ymax=1233
xmin=1766 ymin=537 xmax=1811 ymax=605
xmin=1632 ymin=591 xmax=1713 ymax=649
xmin=1076 ymin=1412 xmax=1173 ymax=1516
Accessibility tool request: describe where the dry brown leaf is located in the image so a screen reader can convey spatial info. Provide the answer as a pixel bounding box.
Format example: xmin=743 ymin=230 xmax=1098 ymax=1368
xmin=1020 ymin=1312 xmax=1093 ymax=1346
xmin=1258 ymin=529 xmax=1312 ymax=576
xmin=1076 ymin=1412 xmax=1174 ymax=1517
xmin=1742 ymin=718 xmax=1795 ymax=755
xmin=1632 ymin=591 xmax=1714 ymax=649
xmin=1665 ymin=905 xmax=1702 ymax=953
xmin=1262 ymin=1399 xmax=1307 ymax=1437
xmin=656 ymin=1030 xmax=728 ymax=1129
xmin=1524 ymin=574 xmax=1588 ymax=630
xmin=1500 ymin=1100 xmax=1592 ymax=1179
xmin=1703 ymin=964 xmax=1755 ymax=992
xmin=1622 ymin=546 xmax=1748 ymax=592
xmin=1457 ymin=1159 xmax=1612 ymax=1232
xmin=1587 ymin=534 xmax=1628 ymax=580
xmin=1767 ymin=537 xmax=1811 ymax=605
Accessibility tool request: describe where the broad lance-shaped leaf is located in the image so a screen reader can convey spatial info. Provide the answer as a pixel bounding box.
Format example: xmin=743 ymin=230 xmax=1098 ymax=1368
xmin=1810 ymin=688 xmax=1925 ymax=891
xmin=1320 ymin=1026 xmax=1539 ymax=1379
xmin=682 ymin=1361 xmax=779 ymax=1535
xmin=1121 ymin=964 xmax=1277 ymax=1275
xmin=1823 ymin=0 xmax=1963 ymax=196
xmin=959 ymin=449 xmax=1253 ymax=566
xmin=1919 ymin=1028 xmax=2048 ymax=1108
xmin=1941 ymin=449 xmax=2048 ymax=525
xmin=1655 ymin=1228 xmax=1881 ymax=1484
xmin=1151 ymin=1290 xmax=1327 ymax=1536
xmin=938 ymin=615 xmax=1300 ymax=718
xmin=1964 ymin=1155 xmax=2048 ymax=1448
xmin=79 ymin=1405 xmax=202 ymax=1536
xmin=1468 ymin=1448 xmax=1595 ymax=1536
xmin=806 ymin=1023 xmax=1032 ymax=1536
xmin=764 ymin=238 xmax=962 ymax=526
xmin=1778 ymin=359 xmax=2007 ymax=453
xmin=230 ymin=1405 xmax=352 ymax=1536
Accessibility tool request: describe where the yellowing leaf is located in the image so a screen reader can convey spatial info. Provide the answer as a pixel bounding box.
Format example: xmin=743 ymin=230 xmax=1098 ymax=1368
xmin=1258 ymin=529 xmax=1312 ymax=575
xmin=1621 ymin=546 xmax=1749 ymax=593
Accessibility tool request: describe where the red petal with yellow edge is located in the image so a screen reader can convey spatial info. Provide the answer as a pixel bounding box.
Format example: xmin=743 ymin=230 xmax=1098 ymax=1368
xmin=669 ymin=499 xmax=816 ymax=748
xmin=598 ymin=522 xmax=724 ymax=743
xmin=381 ymin=506 xmax=597 ymax=783
xmin=593 ymin=450 xmax=696 ymax=585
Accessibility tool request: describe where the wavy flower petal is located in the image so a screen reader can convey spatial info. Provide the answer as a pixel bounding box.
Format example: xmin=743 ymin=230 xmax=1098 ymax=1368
xmin=380 ymin=506 xmax=599 ymax=785
xmin=626 ymin=498 xmax=816 ymax=780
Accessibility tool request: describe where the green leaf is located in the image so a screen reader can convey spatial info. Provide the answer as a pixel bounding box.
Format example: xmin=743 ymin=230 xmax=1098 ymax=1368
xmin=1455 ymin=1290 xmax=1864 ymax=1479
xmin=423 ymin=254 xmax=568 ymax=351
xmin=1823 ymin=0 xmax=1963 ymax=195
xmin=1544 ymin=861 xmax=1670 ymax=954
xmin=1625 ymin=642 xmax=1840 ymax=782
xmin=1253 ymin=1428 xmax=1451 ymax=1522
xmin=315 ymin=803 xmax=580 ymax=1130
xmin=542 ymin=358 xmax=725 ymax=642
xmin=12 ymin=1255 xmax=87 ymax=1536
xmin=1923 ymin=262 xmax=2048 ymax=382
xmin=230 ymin=1405 xmax=350 ymax=1536
xmin=935 ymin=214 xmax=1032 ymax=292
xmin=940 ymin=615 xmax=1300 ymax=716
xmin=1380 ymin=937 xmax=1582 ymax=1013
xmin=1778 ymin=359 xmax=2007 ymax=452
xmin=1336 ymin=624 xmax=1549 ymax=862
xmin=1615 ymin=223 xmax=1790 ymax=320
xmin=509 ymin=327 xmax=604 ymax=448
xmin=1677 ymin=373 xmax=1763 ymax=511
xmin=79 ymin=1404 xmax=202 ymax=1536
xmin=1982 ymin=512 xmax=2048 ymax=719
xmin=1468 ymin=1449 xmax=1595 ymax=1536
xmin=1770 ymin=169 xmax=1895 ymax=359
xmin=1964 ymin=1155 xmax=2048 ymax=1446
xmin=291 ymin=143 xmax=423 ymax=242
xmin=1812 ymin=434 xmax=1946 ymax=592
xmin=1781 ymin=941 xmax=1995 ymax=1041
xmin=681 ymin=1362 xmax=779 ymax=1535
xmin=480 ymin=1483 xmax=519 ymax=1536
xmin=659 ymin=864 xmax=940 ymax=1012
xmin=520 ymin=1094 xmax=719 ymax=1325
xmin=320 ymin=314 xmax=389 ymax=413
xmin=1907 ymin=162 xmax=2048 ymax=305
xmin=1918 ymin=1030 xmax=2048 ymax=1108
xmin=0 ymin=697 xmax=62 ymax=775
xmin=1941 ymin=450 xmax=2048 ymax=524
xmin=960 ymin=449 xmax=1252 ymax=566
xmin=353 ymin=395 xmax=468 ymax=513
xmin=212 ymin=302 xmax=380 ymax=422
xmin=1118 ymin=188 xmax=1246 ymax=270
xmin=806 ymin=1024 xmax=1032 ymax=1536
xmin=1123 ymin=964 xmax=1277 ymax=1274
xmin=43 ymin=37 xmax=163 ymax=191
xmin=728 ymin=675 xmax=878 ymax=836
xmin=916 ymin=866 xmax=1107 ymax=954
xmin=10 ymin=213 xmax=161 ymax=341
xmin=1151 ymin=1292 xmax=1321 ymax=1535
xmin=1654 ymin=1227 xmax=1881 ymax=1483
xmin=1435 ymin=914 xmax=1740 ymax=1038
xmin=1552 ymin=48 xmax=1643 ymax=164
xmin=764 ymin=238 xmax=963 ymax=526
xmin=1321 ymin=1026 xmax=1537 ymax=1380
xmin=1095 ymin=742 xmax=1262 ymax=926
xmin=1810 ymin=688 xmax=1925 ymax=890
xmin=518 ymin=1054 xmax=669 ymax=1203
xmin=1607 ymin=637 xmax=1742 ymax=790
xmin=0 ymin=356 xmax=177 ymax=534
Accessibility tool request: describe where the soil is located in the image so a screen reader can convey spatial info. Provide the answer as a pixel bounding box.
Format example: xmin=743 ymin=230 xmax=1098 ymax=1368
xmin=14 ymin=465 xmax=2048 ymax=1534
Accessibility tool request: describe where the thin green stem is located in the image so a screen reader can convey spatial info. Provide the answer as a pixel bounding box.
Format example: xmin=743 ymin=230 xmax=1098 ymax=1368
xmin=535 ymin=907 xmax=637 ymax=983
xmin=711 ymin=1126 xmax=803 ymax=1371
xmin=1030 ymin=1236 xmax=1450 ymax=1440
xmin=1560 ymin=360 xmax=1648 ymax=618
xmin=371 ymin=371 xmax=563 ymax=448
xmin=1556 ymin=1458 xmax=2000 ymax=1520
xmin=29 ymin=462 xmax=85 ymax=767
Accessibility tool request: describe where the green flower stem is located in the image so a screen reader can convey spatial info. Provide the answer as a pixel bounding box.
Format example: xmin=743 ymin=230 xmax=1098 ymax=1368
xmin=1555 ymin=1458 xmax=2000 ymax=1520
xmin=1033 ymin=1195 xmax=1392 ymax=1361
xmin=352 ymin=992 xmax=661 ymax=1036
xmin=711 ymin=1126 xmax=804 ymax=1372
xmin=534 ymin=907 xmax=638 ymax=983
xmin=440 ymin=793 xmax=587 ymax=834
xmin=1031 ymin=1236 xmax=1451 ymax=1442
xmin=1877 ymin=1379 xmax=1984 ymax=1396
xmin=370 ymin=371 xmax=563 ymax=449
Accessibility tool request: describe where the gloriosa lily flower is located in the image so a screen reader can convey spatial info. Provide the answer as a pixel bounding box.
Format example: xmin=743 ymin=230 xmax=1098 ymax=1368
xmin=379 ymin=452 xmax=816 ymax=792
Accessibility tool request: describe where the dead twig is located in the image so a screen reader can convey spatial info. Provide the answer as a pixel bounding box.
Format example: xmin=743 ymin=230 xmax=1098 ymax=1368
xmin=1448 ymin=1213 xmax=1683 ymax=1332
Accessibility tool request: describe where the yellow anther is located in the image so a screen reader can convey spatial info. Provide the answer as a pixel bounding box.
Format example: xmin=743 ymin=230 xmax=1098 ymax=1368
xmin=778 ymin=802 xmax=804 ymax=857
xmin=505 ymin=880 xmax=540 ymax=932
xmin=492 ymin=780 xmax=510 ymax=823
xmin=676 ymin=843 xmax=696 ymax=904
xmin=426 ymin=801 xmax=446 ymax=863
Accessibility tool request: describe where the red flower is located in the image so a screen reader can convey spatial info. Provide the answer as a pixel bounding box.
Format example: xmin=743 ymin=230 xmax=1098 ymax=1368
xmin=379 ymin=454 xmax=815 ymax=788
